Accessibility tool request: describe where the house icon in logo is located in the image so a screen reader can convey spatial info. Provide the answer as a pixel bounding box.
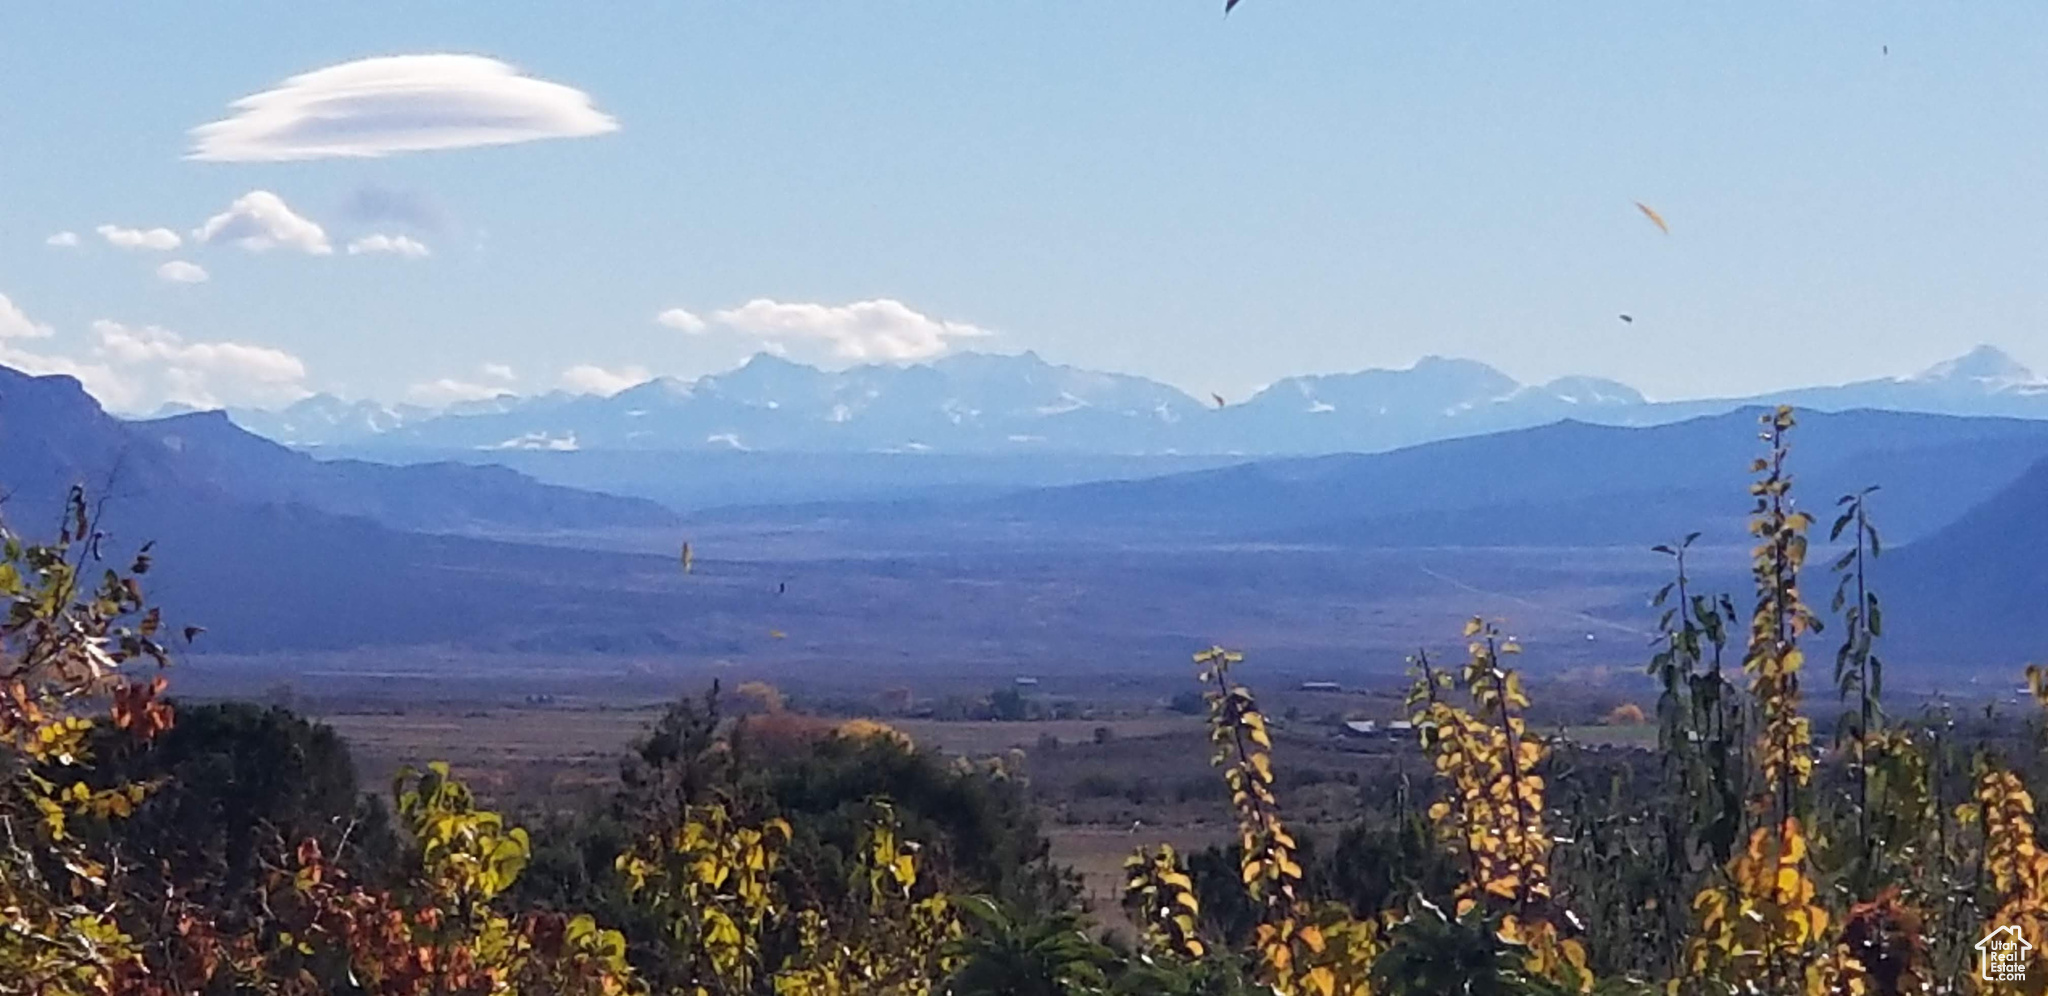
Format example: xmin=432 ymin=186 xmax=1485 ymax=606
xmin=1978 ymin=924 xmax=2033 ymax=982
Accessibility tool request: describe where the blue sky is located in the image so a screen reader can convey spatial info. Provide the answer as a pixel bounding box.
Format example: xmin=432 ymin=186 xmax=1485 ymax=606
xmin=4 ymin=1 xmax=2047 ymax=412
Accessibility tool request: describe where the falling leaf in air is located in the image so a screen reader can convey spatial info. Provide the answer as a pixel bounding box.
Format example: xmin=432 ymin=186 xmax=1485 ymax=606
xmin=1634 ymin=201 xmax=1669 ymax=235
xmin=769 ymin=629 xmax=787 ymax=640
xmin=1225 ymin=0 xmax=1243 ymax=12
xmin=1619 ymin=314 xmax=1634 ymax=324
xmin=182 ymin=625 xmax=206 ymax=644
xmin=1211 ymin=393 xmax=1227 ymax=409
xmin=680 ymin=542 xmax=694 ymax=574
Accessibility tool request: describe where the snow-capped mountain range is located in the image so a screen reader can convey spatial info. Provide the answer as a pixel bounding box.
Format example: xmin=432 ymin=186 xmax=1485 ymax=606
xmin=224 ymin=345 xmax=2048 ymax=456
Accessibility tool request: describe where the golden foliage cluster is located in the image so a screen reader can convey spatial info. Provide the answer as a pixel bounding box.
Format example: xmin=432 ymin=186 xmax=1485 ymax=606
xmin=1407 ymin=623 xmax=1590 ymax=991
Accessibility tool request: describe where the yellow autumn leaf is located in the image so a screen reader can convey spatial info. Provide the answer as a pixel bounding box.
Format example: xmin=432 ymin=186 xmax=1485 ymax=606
xmin=1298 ymin=924 xmax=1326 ymax=953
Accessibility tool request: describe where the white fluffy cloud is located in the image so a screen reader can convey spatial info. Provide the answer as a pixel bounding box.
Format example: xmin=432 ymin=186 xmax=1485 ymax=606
xmin=481 ymin=362 xmax=516 ymax=382
xmin=655 ymin=307 xmax=708 ymax=333
xmin=88 ymin=320 xmax=311 ymax=409
xmin=45 ymin=231 xmax=80 ymax=248
xmin=0 ymin=295 xmax=134 ymax=406
xmin=0 ymin=344 xmax=128 ymax=407
xmin=0 ymin=312 xmax=309 ymax=412
xmin=0 ymin=293 xmax=52 ymax=340
xmin=559 ymin=363 xmax=649 ymax=396
xmin=709 ymin=298 xmax=994 ymax=362
xmin=156 ymin=260 xmax=210 ymax=284
xmin=346 ymin=233 xmax=431 ymax=257
xmin=195 ymin=191 xmax=332 ymax=254
xmin=188 ymin=54 xmax=620 ymax=162
xmin=96 ymin=224 xmax=182 ymax=251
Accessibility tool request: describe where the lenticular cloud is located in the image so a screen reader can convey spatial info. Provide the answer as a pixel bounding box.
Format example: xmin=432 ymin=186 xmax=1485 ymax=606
xmin=188 ymin=54 xmax=619 ymax=162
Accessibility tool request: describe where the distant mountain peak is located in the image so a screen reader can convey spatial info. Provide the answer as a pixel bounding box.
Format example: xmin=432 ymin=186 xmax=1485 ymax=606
xmin=1912 ymin=345 xmax=2040 ymax=387
xmin=709 ymin=352 xmax=829 ymax=401
xmin=1541 ymin=376 xmax=1646 ymax=407
xmin=1411 ymin=354 xmax=1499 ymax=372
xmin=0 ymin=363 xmax=83 ymax=394
xmin=932 ymin=349 xmax=1055 ymax=373
xmin=615 ymin=376 xmax=693 ymax=403
xmin=739 ymin=351 xmax=806 ymax=371
xmin=154 ymin=408 xmax=239 ymax=427
xmin=443 ymin=393 xmax=523 ymax=416
xmin=193 ymin=342 xmax=2048 ymax=456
